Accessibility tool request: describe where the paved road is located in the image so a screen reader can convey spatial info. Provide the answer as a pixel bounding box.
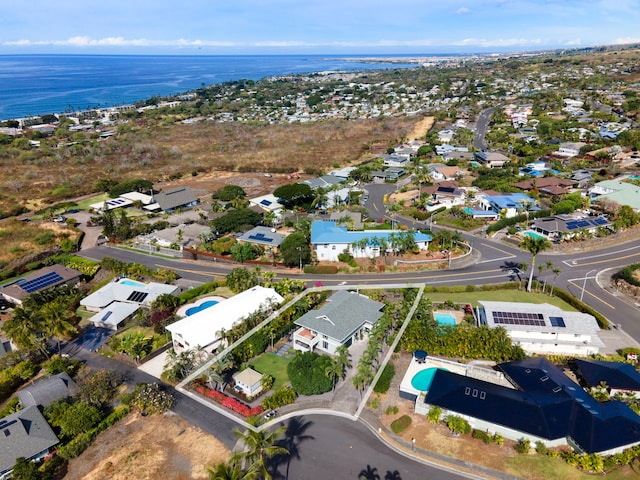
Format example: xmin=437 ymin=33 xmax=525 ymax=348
xmin=473 ymin=107 xmax=495 ymax=151
xmin=275 ymin=415 xmax=472 ymax=480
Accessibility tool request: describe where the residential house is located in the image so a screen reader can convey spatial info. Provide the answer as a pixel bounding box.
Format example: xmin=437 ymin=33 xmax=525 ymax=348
xmin=423 ymin=181 xmax=466 ymax=212
xmin=569 ymin=170 xmax=593 ymax=188
xmin=80 ymin=278 xmax=179 ymax=330
xmin=292 ymin=290 xmax=385 ymax=354
xmin=477 ymin=301 xmax=604 ymax=356
xmin=237 ymin=226 xmax=285 ymax=252
xmin=377 ymin=154 xmax=411 ymax=168
xmin=574 ymin=358 xmax=640 ymax=399
xmin=437 ymin=129 xmax=455 ymax=144
xmin=418 ymin=357 xmax=640 ymax=455
xmin=17 ymin=372 xmax=76 ymax=409
xmin=530 ymin=214 xmax=611 ymax=241
xmin=473 ymin=151 xmax=510 ymax=168
xmin=311 ymin=221 xmax=431 ymax=262
xmin=299 ymin=175 xmax=343 ymax=190
xmin=513 ymin=176 xmax=576 ymax=196
xmin=328 ymin=166 xmax=356 ymax=181
xmin=435 ymin=144 xmax=468 ymax=156
xmin=89 ymin=197 xmax=134 ymax=213
xmin=329 ymin=211 xmax=363 ymax=230
xmin=233 ymin=368 xmax=263 ymax=398
xmin=589 ymin=179 xmax=640 ymax=211
xmin=556 ymin=142 xmax=586 ymax=158
xmin=370 ymin=167 xmax=406 ymax=182
xmin=0 ymin=406 xmax=59 ymax=480
xmin=147 ymin=186 xmax=199 ymax=213
xmin=166 ymin=286 xmax=284 ymax=354
xmin=476 ymin=192 xmax=536 ymax=219
xmin=427 ymin=164 xmax=462 ymax=182
xmin=1 ymin=265 xmax=82 ymax=306
xmin=249 ymin=194 xmax=284 ymax=215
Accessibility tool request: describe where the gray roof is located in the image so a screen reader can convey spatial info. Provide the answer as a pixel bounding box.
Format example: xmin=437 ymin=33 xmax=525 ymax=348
xmin=0 ymin=406 xmax=59 ymax=475
xmin=1 ymin=264 xmax=82 ymax=303
xmin=299 ymin=175 xmax=343 ymax=190
xmin=154 ymin=186 xmax=198 ymax=212
xmin=17 ymin=372 xmax=77 ymax=409
xmin=237 ymin=226 xmax=286 ymax=247
xmin=294 ymin=290 xmax=384 ymax=342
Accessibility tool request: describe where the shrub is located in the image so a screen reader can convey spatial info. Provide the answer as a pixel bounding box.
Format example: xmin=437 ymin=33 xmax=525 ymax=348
xmin=390 ymin=415 xmax=412 ymax=434
xmin=373 ymin=363 xmax=395 ymax=394
xmin=427 ymin=405 xmax=442 ymax=423
xmin=515 ymin=438 xmax=531 ymax=454
xmin=385 ymin=405 xmax=399 ymax=416
xmin=617 ymin=263 xmax=640 ymax=287
xmin=445 ymin=415 xmax=471 ymax=436
xmin=472 ymin=429 xmax=492 ymax=444
xmin=287 ymin=351 xmax=333 ymax=395
xmin=535 ymin=441 xmax=548 ymax=455
xmin=303 ymin=265 xmax=338 ymax=274
xmin=132 ymin=383 xmax=173 ymax=414
xmin=262 ymin=386 xmax=297 ymax=410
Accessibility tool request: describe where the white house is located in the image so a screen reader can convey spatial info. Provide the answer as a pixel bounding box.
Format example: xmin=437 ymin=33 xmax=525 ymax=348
xmin=556 ymin=142 xmax=586 ymax=158
xmin=233 ymin=368 xmax=264 ymax=398
xmin=166 ymin=286 xmax=284 ymax=354
xmin=292 ymin=290 xmax=385 ymax=355
xmin=311 ymin=221 xmax=431 ymax=262
xmin=477 ymin=301 xmax=604 ymax=356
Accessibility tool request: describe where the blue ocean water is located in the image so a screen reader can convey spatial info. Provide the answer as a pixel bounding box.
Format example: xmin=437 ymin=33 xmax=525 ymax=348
xmin=0 ymin=55 xmax=420 ymax=121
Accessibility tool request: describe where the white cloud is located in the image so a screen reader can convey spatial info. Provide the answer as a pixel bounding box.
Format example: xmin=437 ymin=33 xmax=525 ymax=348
xmin=564 ymin=38 xmax=582 ymax=46
xmin=452 ymin=37 xmax=542 ymax=47
xmin=613 ymin=37 xmax=640 ymax=45
xmin=455 ymin=7 xmax=471 ymax=15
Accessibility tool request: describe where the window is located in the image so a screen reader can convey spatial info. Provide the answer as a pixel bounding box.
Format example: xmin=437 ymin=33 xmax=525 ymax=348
xmin=323 ymin=341 xmax=328 ymax=349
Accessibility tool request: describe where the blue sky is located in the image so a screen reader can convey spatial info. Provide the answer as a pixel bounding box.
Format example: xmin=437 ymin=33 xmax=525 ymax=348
xmin=2 ymin=0 xmax=639 ymax=54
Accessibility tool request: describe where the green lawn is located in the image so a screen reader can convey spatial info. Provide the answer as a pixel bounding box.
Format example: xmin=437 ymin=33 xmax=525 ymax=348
xmin=75 ymin=193 xmax=109 ymax=211
xmin=424 ymin=290 xmax=578 ymax=311
xmin=504 ymin=454 xmax=637 ymax=480
xmin=250 ymin=353 xmax=290 ymax=391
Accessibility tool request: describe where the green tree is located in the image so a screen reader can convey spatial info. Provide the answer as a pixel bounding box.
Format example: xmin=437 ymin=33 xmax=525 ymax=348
xmin=11 ymin=457 xmax=40 ymax=480
xmin=287 ymin=351 xmax=333 ymax=395
xmin=213 ymin=185 xmax=247 ymax=202
xmin=273 ymin=184 xmax=314 ymax=207
xmin=76 ymin=369 xmax=123 ymax=409
xmin=211 ymin=209 xmax=262 ymax=234
xmin=55 ymin=401 xmax=102 ymax=437
xmin=132 ymin=382 xmax=173 ymax=413
xmin=225 ymin=267 xmax=259 ymax=293
xmin=207 ymin=460 xmax=257 ymax=480
xmin=280 ymin=232 xmax=310 ymax=268
xmin=231 ymin=243 xmax=258 ymax=263
xmin=519 ymin=236 xmax=552 ymax=292
xmin=444 ymin=415 xmax=471 ymax=436
xmin=231 ymin=426 xmax=289 ymax=480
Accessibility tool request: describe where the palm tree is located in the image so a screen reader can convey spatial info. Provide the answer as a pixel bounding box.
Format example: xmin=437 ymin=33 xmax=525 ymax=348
xmin=519 ymin=236 xmax=552 ymax=292
xmin=325 ymin=359 xmax=343 ymax=392
xmin=231 ymin=426 xmax=289 ymax=480
xmin=335 ymin=345 xmax=352 ymax=377
xmin=207 ymin=459 xmax=257 ymax=480
xmin=549 ymin=267 xmax=561 ymax=295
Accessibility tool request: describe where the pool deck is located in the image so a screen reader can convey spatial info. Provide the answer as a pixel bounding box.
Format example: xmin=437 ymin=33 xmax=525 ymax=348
xmin=399 ymin=356 xmax=468 ymax=399
xmin=176 ymin=295 xmax=227 ymax=318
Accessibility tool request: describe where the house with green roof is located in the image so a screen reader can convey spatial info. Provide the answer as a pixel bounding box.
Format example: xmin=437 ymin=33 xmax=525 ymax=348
xmin=589 ymin=178 xmax=640 ymax=211
xmin=292 ymin=290 xmax=385 ymax=355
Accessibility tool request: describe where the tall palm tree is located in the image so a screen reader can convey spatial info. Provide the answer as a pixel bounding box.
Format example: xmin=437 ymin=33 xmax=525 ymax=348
xmin=519 ymin=236 xmax=552 ymax=292
xmin=335 ymin=345 xmax=352 ymax=377
xmin=325 ymin=359 xmax=343 ymax=392
xmin=231 ymin=426 xmax=289 ymax=480
xmin=207 ymin=459 xmax=257 ymax=480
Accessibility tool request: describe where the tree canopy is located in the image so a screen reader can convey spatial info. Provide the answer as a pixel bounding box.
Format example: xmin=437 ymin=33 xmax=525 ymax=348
xmin=211 ymin=208 xmax=262 ymax=234
xmin=212 ymin=185 xmax=247 ymax=202
xmin=279 ymin=232 xmax=311 ymax=268
xmin=273 ymin=183 xmax=314 ymax=207
xmin=287 ymin=351 xmax=333 ymax=395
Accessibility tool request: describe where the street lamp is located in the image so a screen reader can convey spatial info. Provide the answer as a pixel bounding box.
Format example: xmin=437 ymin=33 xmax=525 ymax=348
xmin=580 ymin=269 xmax=598 ymax=302
xmin=412 ymin=438 xmax=416 ymax=452
xmin=296 ymin=246 xmax=302 ymax=273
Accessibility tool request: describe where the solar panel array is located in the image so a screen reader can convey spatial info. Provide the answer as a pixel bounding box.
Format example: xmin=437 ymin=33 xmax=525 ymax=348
xmin=549 ymin=316 xmax=566 ymax=327
xmin=20 ymin=272 xmax=63 ymax=293
xmin=566 ymin=218 xmax=609 ymax=230
xmin=260 ymin=199 xmax=272 ymax=206
xmin=126 ymin=291 xmax=149 ymax=303
xmin=106 ymin=198 xmax=127 ymax=207
xmin=101 ymin=311 xmax=113 ymax=321
xmin=492 ymin=311 xmax=546 ymax=326
xmin=247 ymin=232 xmax=273 ymax=243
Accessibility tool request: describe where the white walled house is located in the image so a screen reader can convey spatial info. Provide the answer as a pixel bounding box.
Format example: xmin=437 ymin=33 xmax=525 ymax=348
xmin=311 ymin=221 xmax=431 ymax=262
xmin=233 ymin=368 xmax=264 ymax=398
xmin=166 ymin=286 xmax=284 ymax=354
xmin=292 ymin=290 xmax=384 ymax=355
xmin=477 ymin=301 xmax=604 ymax=356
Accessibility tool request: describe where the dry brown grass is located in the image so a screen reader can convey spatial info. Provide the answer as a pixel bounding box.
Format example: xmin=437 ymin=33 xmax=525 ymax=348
xmin=1 ymin=117 xmax=415 ymax=206
xmin=63 ymin=412 xmax=230 ymax=480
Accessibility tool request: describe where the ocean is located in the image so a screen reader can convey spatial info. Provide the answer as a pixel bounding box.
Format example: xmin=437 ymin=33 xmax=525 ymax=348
xmin=0 ymin=54 xmax=421 ymax=121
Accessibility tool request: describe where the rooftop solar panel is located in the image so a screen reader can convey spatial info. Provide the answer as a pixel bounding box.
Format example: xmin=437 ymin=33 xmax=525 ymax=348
xmin=260 ymin=199 xmax=272 ymax=206
xmin=20 ymin=272 xmax=63 ymax=293
xmin=549 ymin=316 xmax=566 ymax=327
xmin=248 ymin=235 xmax=272 ymax=242
xmin=492 ymin=311 xmax=546 ymax=327
xmin=101 ymin=311 xmax=113 ymax=321
xmin=126 ymin=291 xmax=149 ymax=303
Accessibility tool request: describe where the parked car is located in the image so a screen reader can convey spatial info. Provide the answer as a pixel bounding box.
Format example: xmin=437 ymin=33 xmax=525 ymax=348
xmin=263 ymin=410 xmax=277 ymax=420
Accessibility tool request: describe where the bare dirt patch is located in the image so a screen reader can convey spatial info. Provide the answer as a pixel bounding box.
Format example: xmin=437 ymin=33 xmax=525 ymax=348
xmin=406 ymin=116 xmax=435 ymax=140
xmin=63 ymin=412 xmax=230 ymax=480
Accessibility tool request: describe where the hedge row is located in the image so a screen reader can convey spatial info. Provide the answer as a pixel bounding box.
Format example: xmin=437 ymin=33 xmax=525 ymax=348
xmin=373 ymin=363 xmax=395 ymax=394
xmin=177 ymin=281 xmax=221 ymax=305
xmin=486 ymin=210 xmax=551 ymax=234
xmin=303 ymin=265 xmax=338 ymax=274
xmin=617 ymin=263 xmax=640 ymax=287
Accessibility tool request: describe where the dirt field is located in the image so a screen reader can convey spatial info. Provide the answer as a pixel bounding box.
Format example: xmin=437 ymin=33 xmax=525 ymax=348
xmin=63 ymin=412 xmax=230 ymax=480
xmin=406 ymin=116 xmax=435 ymax=140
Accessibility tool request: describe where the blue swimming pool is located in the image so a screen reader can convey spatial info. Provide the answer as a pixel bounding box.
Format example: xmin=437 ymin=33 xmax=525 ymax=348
xmin=524 ymin=231 xmax=545 ymax=240
xmin=119 ymin=279 xmax=145 ymax=287
xmin=185 ymin=300 xmax=219 ymax=316
xmin=434 ymin=312 xmax=457 ymax=326
xmin=411 ymin=367 xmax=449 ymax=391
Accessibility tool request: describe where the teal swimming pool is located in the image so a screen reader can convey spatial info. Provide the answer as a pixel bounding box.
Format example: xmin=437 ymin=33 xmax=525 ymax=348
xmin=119 ymin=279 xmax=145 ymax=287
xmin=411 ymin=367 xmax=449 ymax=391
xmin=434 ymin=312 xmax=457 ymax=326
xmin=185 ymin=300 xmax=219 ymax=316
xmin=524 ymin=231 xmax=545 ymax=240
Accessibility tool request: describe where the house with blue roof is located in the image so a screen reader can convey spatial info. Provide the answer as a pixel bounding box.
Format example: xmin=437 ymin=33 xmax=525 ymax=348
xmin=311 ymin=221 xmax=431 ymax=262
xmin=476 ymin=192 xmax=537 ymax=218
xmin=574 ymin=358 xmax=640 ymax=398
xmin=417 ymin=357 xmax=640 ymax=455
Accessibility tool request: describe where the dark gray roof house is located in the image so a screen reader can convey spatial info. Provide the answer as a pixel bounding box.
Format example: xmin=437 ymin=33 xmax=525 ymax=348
xmin=1 ymin=264 xmax=82 ymax=306
xmin=0 ymin=406 xmax=59 ymax=478
xmin=17 ymin=372 xmax=77 ymax=409
xmin=153 ymin=186 xmax=198 ymax=213
xmin=574 ymin=358 xmax=640 ymax=393
xmin=237 ymin=226 xmax=285 ymax=248
xmin=293 ymin=291 xmax=385 ymax=354
xmin=422 ymin=357 xmax=640 ymax=455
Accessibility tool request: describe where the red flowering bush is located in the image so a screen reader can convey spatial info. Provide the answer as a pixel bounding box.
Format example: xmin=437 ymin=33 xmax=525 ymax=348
xmin=191 ymin=384 xmax=260 ymax=418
